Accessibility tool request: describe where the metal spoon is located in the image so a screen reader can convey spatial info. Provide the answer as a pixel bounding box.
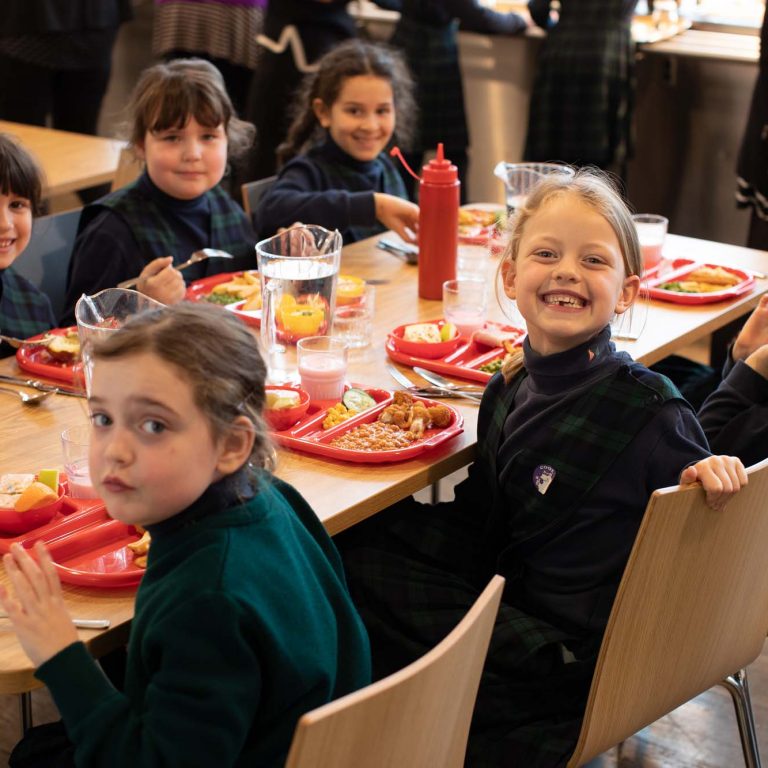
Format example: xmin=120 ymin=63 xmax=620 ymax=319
xmin=0 ymin=385 xmax=56 ymax=405
xmin=0 ymin=334 xmax=48 ymax=350
xmin=117 ymin=248 xmax=236 ymax=289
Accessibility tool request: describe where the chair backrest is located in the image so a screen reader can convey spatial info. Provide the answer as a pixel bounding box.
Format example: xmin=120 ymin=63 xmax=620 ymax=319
xmin=110 ymin=146 xmax=143 ymax=192
xmin=241 ymin=175 xmax=277 ymax=217
xmin=568 ymin=458 xmax=768 ymax=767
xmin=284 ymin=574 xmax=505 ymax=768
xmin=12 ymin=207 xmax=82 ymax=321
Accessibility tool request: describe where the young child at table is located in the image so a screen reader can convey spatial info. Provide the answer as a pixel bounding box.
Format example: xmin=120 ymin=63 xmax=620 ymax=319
xmin=254 ymin=39 xmax=420 ymax=245
xmin=698 ymin=293 xmax=768 ymax=466
xmin=0 ymin=302 xmax=371 ymax=767
xmin=60 ymin=58 xmax=257 ymax=325
xmin=0 ymin=134 xmax=56 ymax=358
xmin=338 ymin=168 xmax=746 ymax=767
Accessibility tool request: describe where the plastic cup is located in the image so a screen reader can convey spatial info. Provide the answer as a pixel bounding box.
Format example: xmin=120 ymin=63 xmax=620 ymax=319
xmin=632 ymin=214 xmax=668 ymax=272
xmin=61 ymin=424 xmax=97 ymax=499
xmin=297 ymin=336 xmax=349 ymax=403
xmin=442 ymin=279 xmax=488 ymax=338
xmin=333 ymin=284 xmax=375 ymax=349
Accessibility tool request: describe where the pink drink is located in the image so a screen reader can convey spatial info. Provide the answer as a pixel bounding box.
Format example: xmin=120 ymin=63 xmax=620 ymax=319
xmin=445 ymin=308 xmax=486 ymax=338
xmin=299 ymin=354 xmax=346 ymax=402
xmin=641 ymin=242 xmax=663 ymax=271
xmin=66 ymin=458 xmax=97 ymax=499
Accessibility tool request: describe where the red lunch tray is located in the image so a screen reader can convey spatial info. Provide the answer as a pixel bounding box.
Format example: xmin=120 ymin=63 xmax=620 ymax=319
xmin=15 ymin=327 xmax=82 ymax=385
xmin=645 ymin=259 xmax=756 ymax=305
xmin=0 ymin=494 xmax=144 ymax=588
xmin=270 ymin=387 xmax=463 ymax=463
xmin=386 ymin=321 xmax=526 ymax=384
xmin=185 ymin=271 xmax=261 ymax=328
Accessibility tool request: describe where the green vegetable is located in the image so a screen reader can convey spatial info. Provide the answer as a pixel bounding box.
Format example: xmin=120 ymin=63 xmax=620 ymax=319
xmin=204 ymin=292 xmax=241 ymax=305
xmin=342 ymin=388 xmax=376 ymax=412
xmin=659 ymin=281 xmax=697 ymax=293
xmin=478 ymin=358 xmax=504 ymax=374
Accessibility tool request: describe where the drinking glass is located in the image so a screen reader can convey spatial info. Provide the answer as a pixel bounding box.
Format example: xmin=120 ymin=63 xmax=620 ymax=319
xmin=442 ymin=279 xmax=488 ymax=338
xmin=632 ymin=214 xmax=668 ymax=272
xmin=493 ymin=162 xmax=574 ymax=215
xmin=257 ymin=225 xmax=342 ymax=384
xmin=75 ymin=288 xmax=165 ymax=395
xmin=61 ymin=424 xmax=97 ymax=499
xmin=333 ymin=283 xmax=375 ymax=349
xmin=297 ymin=336 xmax=349 ymax=403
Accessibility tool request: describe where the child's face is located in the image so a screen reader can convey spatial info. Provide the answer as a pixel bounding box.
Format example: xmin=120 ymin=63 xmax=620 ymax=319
xmin=137 ymin=117 xmax=228 ymax=200
xmin=502 ymin=193 xmax=640 ymax=356
xmin=0 ymin=192 xmax=32 ymax=270
xmin=88 ymin=351 xmax=235 ymax=527
xmin=313 ymin=75 xmax=395 ymax=163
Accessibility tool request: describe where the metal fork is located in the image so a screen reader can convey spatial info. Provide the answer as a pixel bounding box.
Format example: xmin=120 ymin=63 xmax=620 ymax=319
xmin=117 ymin=248 xmax=235 ymax=289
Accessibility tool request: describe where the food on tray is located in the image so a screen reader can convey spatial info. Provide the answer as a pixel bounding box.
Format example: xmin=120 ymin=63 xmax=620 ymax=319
xmin=478 ymin=358 xmax=505 ymax=374
xmin=659 ymin=265 xmax=742 ymax=294
xmin=205 ymin=271 xmax=261 ymax=308
xmin=279 ymin=294 xmax=326 ymax=336
xmin=472 ymin=328 xmax=518 ymax=349
xmin=0 ymin=473 xmax=60 ymax=512
xmin=322 ymin=389 xmax=378 ymax=429
xmin=0 ymin=473 xmax=36 ymax=495
xmin=266 ymin=389 xmax=301 ymax=410
xmin=458 ymin=208 xmax=504 ymax=236
xmin=403 ymin=323 xmax=442 ymax=344
xmin=440 ymin=323 xmax=457 ymax=342
xmin=37 ymin=469 xmax=60 ymax=492
xmin=15 ymin=482 xmax=58 ymax=512
xmin=44 ymin=330 xmax=81 ymax=363
xmin=127 ymin=526 xmax=151 ymax=568
xmin=330 ymin=422 xmax=418 ymax=451
xmin=323 ymin=403 xmax=355 ymax=429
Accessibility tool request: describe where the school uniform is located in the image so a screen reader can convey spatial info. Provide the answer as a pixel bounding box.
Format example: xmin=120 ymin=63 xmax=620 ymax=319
xmin=340 ymin=327 xmax=710 ymax=767
xmin=35 ymin=473 xmax=371 ymax=768
xmin=61 ymin=172 xmax=256 ymax=325
xmin=525 ymin=0 xmax=637 ymax=170
xmin=255 ymin=137 xmax=407 ymax=244
xmin=698 ymin=359 xmax=768 ymax=467
xmin=0 ymin=268 xmax=56 ymax=357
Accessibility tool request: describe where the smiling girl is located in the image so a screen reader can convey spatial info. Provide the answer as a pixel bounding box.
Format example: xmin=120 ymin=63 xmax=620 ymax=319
xmin=255 ymin=39 xmax=419 ymax=244
xmin=339 ymin=168 xmax=747 ymax=767
xmin=0 ymin=133 xmax=56 ymax=357
xmin=0 ymin=302 xmax=370 ymax=767
xmin=60 ymin=58 xmax=257 ymax=324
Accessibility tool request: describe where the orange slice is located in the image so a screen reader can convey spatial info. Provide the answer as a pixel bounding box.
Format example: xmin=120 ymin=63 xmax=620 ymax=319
xmin=14 ymin=482 xmax=58 ymax=512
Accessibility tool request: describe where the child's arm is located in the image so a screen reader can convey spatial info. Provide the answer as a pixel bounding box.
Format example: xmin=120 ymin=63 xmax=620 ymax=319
xmin=136 ymin=256 xmax=187 ymax=305
xmin=374 ymin=193 xmax=419 ymax=243
xmin=0 ymin=542 xmax=78 ymax=667
xmin=679 ymin=455 xmax=748 ymax=512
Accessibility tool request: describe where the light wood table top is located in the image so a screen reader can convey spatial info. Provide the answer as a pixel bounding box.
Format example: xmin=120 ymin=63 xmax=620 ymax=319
xmin=0 ymin=121 xmax=127 ymax=198
xmin=0 ymin=231 xmax=766 ymax=694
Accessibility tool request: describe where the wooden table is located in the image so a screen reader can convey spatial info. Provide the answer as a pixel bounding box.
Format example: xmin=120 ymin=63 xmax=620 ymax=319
xmin=0 ymin=232 xmax=766 ymax=700
xmin=0 ymin=121 xmax=127 ymax=198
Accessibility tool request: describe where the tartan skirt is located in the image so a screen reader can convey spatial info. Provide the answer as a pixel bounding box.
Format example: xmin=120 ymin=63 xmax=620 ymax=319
xmin=338 ymin=497 xmax=599 ymax=767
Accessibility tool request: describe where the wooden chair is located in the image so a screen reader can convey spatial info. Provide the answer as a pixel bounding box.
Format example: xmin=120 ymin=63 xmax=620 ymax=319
xmin=110 ymin=146 xmax=143 ymax=192
xmin=241 ymin=175 xmax=277 ymax=217
xmin=568 ymin=458 xmax=768 ymax=768
xmin=12 ymin=207 xmax=82 ymax=320
xmin=284 ymin=574 xmax=505 ymax=768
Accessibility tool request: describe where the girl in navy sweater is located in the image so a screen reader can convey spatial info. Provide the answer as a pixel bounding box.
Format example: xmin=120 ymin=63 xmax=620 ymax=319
xmin=255 ymin=39 xmax=419 ymax=245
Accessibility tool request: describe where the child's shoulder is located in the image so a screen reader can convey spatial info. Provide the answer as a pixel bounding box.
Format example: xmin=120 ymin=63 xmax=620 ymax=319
xmin=621 ymin=360 xmax=685 ymax=402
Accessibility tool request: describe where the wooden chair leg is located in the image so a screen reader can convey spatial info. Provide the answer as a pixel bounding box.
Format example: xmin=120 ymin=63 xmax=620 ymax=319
xmin=721 ymin=669 xmax=762 ymax=768
xmin=19 ymin=691 xmax=33 ymax=736
xmin=430 ymin=481 xmax=440 ymax=504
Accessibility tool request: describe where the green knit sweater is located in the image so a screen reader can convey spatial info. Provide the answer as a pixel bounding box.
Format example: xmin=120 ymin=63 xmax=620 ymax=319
xmin=36 ymin=474 xmax=371 ymax=767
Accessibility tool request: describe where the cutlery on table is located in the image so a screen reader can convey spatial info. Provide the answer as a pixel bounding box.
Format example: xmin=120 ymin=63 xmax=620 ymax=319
xmin=0 ymin=334 xmax=51 ymax=350
xmin=412 ymin=367 xmax=486 ymax=395
xmin=0 ymin=385 xmax=56 ymax=405
xmin=0 ymin=374 xmax=86 ymax=398
xmin=377 ymin=239 xmax=418 ymax=265
xmin=0 ymin=612 xmax=109 ymax=630
xmin=387 ymin=364 xmax=483 ymax=403
xmin=117 ymin=248 xmax=236 ymax=289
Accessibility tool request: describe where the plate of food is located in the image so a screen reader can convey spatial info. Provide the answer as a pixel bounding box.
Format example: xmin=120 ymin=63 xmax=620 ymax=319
xmin=458 ymin=207 xmax=505 ymax=246
xmin=646 ymin=260 xmax=756 ymax=304
xmin=269 ymin=387 xmax=463 ymax=463
xmin=15 ymin=327 xmax=82 ymax=384
xmin=185 ymin=271 xmax=262 ymax=327
xmin=386 ymin=321 xmax=526 ymax=383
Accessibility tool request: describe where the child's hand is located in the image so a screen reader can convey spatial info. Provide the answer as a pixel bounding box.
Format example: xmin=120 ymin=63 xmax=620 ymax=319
xmin=679 ymin=455 xmax=748 ymax=512
xmin=732 ymin=294 xmax=768 ymax=361
xmin=0 ymin=542 xmax=78 ymax=667
xmin=374 ymin=193 xmax=419 ymax=244
xmin=137 ymin=256 xmax=187 ymax=305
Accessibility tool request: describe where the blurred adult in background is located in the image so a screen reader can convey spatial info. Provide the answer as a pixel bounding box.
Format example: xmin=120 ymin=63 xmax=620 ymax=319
xmin=244 ymin=0 xmax=359 ymax=182
xmin=736 ymin=6 xmax=768 ymax=249
xmin=152 ymin=0 xmax=267 ymax=118
xmin=0 ymin=0 xmax=133 ymax=137
xmin=525 ymin=0 xmax=636 ymax=175
xmin=389 ymin=0 xmax=529 ymax=202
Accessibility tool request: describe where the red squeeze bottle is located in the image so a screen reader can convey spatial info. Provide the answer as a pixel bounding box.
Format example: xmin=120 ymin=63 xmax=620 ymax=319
xmin=391 ymin=143 xmax=460 ymax=299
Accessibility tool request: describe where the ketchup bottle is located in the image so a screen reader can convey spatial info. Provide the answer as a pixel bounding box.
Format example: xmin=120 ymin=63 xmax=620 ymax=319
xmin=391 ymin=143 xmax=460 ymax=299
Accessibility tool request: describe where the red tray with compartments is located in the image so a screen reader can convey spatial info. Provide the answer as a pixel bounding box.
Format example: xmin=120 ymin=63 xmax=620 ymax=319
xmin=15 ymin=327 xmax=82 ymax=385
xmin=645 ymin=259 xmax=756 ymax=304
xmin=270 ymin=387 xmax=463 ymax=463
xmin=185 ymin=271 xmax=261 ymax=328
xmin=386 ymin=321 xmax=526 ymax=383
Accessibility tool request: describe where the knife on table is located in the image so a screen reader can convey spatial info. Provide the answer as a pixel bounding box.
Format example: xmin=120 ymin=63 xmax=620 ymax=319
xmin=412 ymin=367 xmax=486 ymax=395
xmin=386 ymin=364 xmax=483 ymax=402
xmin=0 ymin=374 xmax=86 ymax=398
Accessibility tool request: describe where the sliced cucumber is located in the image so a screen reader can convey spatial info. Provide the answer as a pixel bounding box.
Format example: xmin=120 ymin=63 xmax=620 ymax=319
xmin=342 ymin=388 xmax=376 ymax=413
